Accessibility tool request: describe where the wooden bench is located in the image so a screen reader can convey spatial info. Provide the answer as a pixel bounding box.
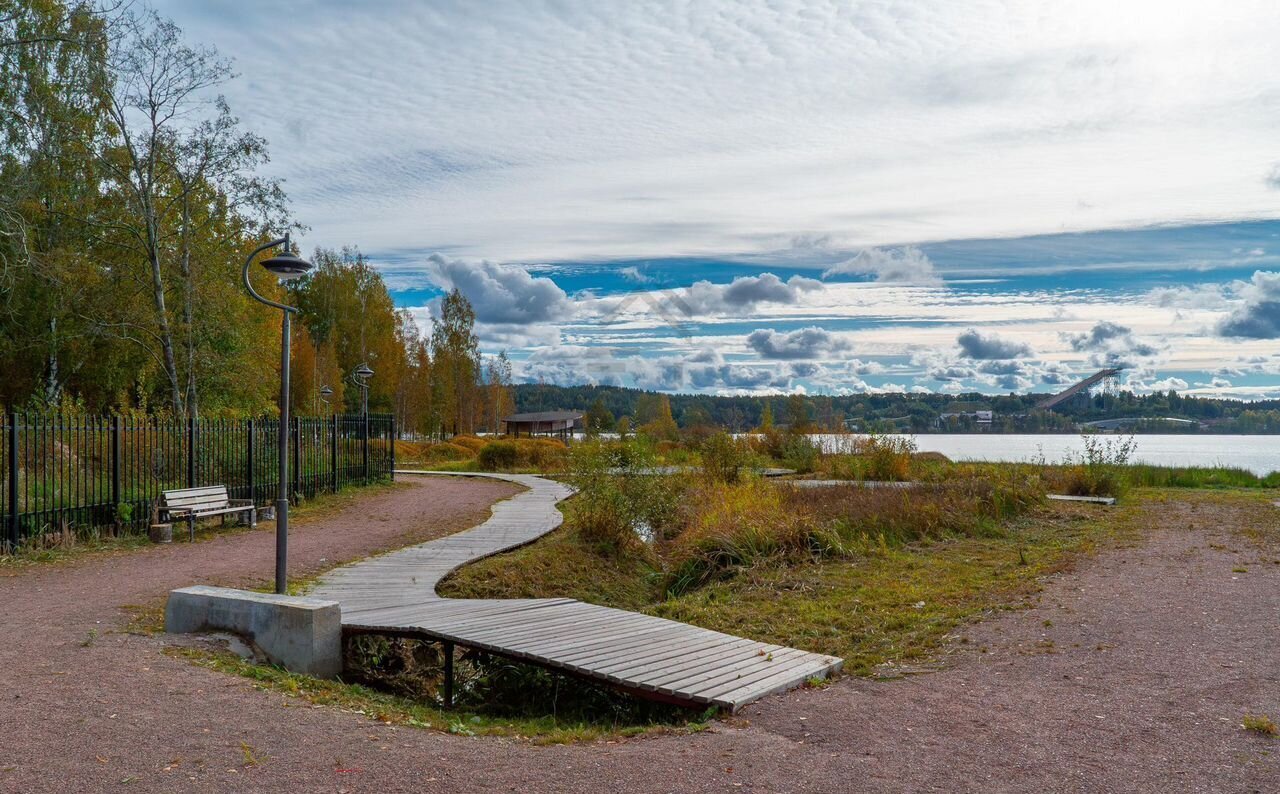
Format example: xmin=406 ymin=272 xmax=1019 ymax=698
xmin=159 ymin=486 xmax=257 ymax=541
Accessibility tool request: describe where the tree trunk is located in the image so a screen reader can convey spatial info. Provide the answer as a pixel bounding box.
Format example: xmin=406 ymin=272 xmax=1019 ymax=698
xmin=145 ymin=206 xmax=182 ymax=413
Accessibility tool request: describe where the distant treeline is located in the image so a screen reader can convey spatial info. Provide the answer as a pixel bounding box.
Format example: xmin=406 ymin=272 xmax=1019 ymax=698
xmin=513 ymin=383 xmax=1280 ymax=434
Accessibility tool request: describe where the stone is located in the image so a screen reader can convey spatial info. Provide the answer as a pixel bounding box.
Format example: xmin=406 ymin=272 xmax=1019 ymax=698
xmin=164 ymin=585 xmax=342 ymax=678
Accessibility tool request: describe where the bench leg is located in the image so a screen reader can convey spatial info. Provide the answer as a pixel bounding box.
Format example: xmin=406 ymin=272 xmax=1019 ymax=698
xmin=249 ymin=508 xmax=257 ymax=528
xmin=188 ymin=515 xmax=196 ymax=542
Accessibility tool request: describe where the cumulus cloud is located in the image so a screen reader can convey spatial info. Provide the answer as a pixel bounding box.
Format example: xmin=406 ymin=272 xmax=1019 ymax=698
xmin=1064 ymin=321 xmax=1160 ymax=367
xmin=680 ymin=273 xmax=822 ymax=315
xmin=1147 ymin=283 xmax=1233 ymax=311
xmin=424 ymin=254 xmax=571 ymax=324
xmin=1217 ymin=271 xmax=1280 ymax=339
xmin=1132 ymin=376 xmax=1190 ymax=393
xmin=956 ymin=329 xmax=1034 ymax=360
xmin=822 ymin=247 xmax=942 ymax=285
xmin=745 ymin=327 xmax=852 ymax=360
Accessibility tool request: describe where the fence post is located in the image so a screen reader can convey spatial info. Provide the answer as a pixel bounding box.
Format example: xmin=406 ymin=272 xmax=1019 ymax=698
xmin=389 ymin=416 xmax=396 ymax=480
xmin=292 ymin=416 xmax=301 ymax=500
xmin=363 ymin=413 xmax=370 ymax=485
xmin=111 ymin=415 xmax=121 ymax=510
xmin=6 ymin=412 xmax=17 ymax=550
xmin=331 ymin=414 xmax=339 ymax=493
xmin=186 ymin=413 xmax=197 ymax=488
xmin=247 ymin=419 xmax=256 ymax=505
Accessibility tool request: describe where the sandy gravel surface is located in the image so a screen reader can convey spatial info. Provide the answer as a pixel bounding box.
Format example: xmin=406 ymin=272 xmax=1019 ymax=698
xmin=1 ymin=488 xmax=1277 ymax=793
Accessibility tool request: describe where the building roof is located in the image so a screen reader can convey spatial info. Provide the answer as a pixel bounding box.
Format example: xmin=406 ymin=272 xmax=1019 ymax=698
xmin=502 ymin=410 xmax=584 ymax=423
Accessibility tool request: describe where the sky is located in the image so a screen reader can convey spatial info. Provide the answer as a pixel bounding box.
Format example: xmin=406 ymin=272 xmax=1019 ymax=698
xmin=154 ymin=0 xmax=1280 ymax=399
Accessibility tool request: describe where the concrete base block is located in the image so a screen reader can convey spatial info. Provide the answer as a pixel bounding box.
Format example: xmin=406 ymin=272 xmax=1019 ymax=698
xmin=165 ymin=585 xmax=342 ymax=678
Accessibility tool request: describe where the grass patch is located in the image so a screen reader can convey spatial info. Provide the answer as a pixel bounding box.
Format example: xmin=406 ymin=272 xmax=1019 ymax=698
xmin=447 ymin=480 xmax=1167 ymax=675
xmin=1243 ymin=713 xmax=1278 ymax=737
xmin=1122 ymin=464 xmax=1279 ymax=489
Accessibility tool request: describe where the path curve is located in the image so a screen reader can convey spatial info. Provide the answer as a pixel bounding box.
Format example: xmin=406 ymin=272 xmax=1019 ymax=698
xmin=310 ymin=471 xmax=842 ymax=712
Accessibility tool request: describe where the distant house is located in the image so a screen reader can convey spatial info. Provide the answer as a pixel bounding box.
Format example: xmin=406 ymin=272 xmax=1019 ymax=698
xmin=936 ymin=401 xmax=994 ymax=428
xmin=501 ymin=410 xmax=583 ymax=438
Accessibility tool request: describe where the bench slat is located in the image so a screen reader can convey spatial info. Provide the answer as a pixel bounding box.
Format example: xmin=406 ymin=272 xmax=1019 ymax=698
xmin=166 ymin=496 xmax=232 ymax=508
xmin=163 ymin=486 xmax=228 ymax=498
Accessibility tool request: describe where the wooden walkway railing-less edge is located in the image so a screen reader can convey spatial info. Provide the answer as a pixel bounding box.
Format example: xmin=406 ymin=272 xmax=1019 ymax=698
xmin=310 ymin=471 xmax=843 ymax=713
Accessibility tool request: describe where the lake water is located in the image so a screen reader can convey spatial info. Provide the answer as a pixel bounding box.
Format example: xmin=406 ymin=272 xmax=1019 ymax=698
xmin=813 ymin=434 xmax=1279 ymax=476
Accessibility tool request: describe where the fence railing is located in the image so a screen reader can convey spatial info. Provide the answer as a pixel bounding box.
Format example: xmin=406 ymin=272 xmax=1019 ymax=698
xmin=1 ymin=411 xmax=395 ymax=549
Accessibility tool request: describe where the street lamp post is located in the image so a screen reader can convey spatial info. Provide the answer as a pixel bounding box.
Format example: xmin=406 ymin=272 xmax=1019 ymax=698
xmin=242 ymin=233 xmax=312 ymax=595
xmin=353 ymin=363 xmax=373 ymax=415
xmin=318 ymin=384 xmax=333 ymax=414
xmin=352 ymin=364 xmax=373 ymax=483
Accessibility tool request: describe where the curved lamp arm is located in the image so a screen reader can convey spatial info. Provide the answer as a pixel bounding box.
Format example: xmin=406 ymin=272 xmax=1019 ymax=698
xmin=242 ymin=235 xmax=300 ymax=313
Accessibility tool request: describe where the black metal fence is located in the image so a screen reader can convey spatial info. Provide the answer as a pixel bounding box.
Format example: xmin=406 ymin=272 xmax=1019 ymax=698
xmin=1 ymin=411 xmax=395 ymax=549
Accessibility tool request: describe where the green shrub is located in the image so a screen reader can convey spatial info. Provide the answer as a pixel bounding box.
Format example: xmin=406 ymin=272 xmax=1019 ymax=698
xmin=699 ymin=432 xmax=751 ymax=483
xmin=1045 ymin=434 xmax=1135 ymax=498
xmin=477 ymin=441 xmax=520 ymax=470
xmin=514 ymin=438 xmax=568 ymax=471
xmin=423 ymin=442 xmax=473 ymax=462
xmin=568 ymin=439 xmax=685 ymax=553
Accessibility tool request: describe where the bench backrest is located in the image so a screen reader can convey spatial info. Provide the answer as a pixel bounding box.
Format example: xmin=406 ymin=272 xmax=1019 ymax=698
xmin=161 ymin=485 xmax=231 ymax=512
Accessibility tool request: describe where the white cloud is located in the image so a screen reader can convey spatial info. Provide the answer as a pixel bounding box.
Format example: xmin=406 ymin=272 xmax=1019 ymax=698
xmin=156 ymin=0 xmax=1280 ymax=262
xmin=1063 ymin=321 xmax=1161 ymax=368
xmin=746 ymin=327 xmax=852 ymax=360
xmin=823 ymin=247 xmax=941 ymax=285
xmin=1217 ymin=270 xmax=1280 ymax=339
xmin=423 ymin=254 xmax=571 ymax=324
xmin=956 ymin=329 xmax=1034 ymax=360
xmin=682 ymin=274 xmax=822 ymax=314
xmin=619 ymin=266 xmax=652 ymax=284
xmin=1133 ymin=376 xmax=1190 ymax=393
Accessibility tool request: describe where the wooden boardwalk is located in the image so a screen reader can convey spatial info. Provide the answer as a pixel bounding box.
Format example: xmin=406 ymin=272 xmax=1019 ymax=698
xmin=311 ymin=471 xmax=842 ymax=712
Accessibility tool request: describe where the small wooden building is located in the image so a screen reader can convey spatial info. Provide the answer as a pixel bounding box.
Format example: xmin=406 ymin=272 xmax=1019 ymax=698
xmin=502 ymin=410 xmax=583 ymax=439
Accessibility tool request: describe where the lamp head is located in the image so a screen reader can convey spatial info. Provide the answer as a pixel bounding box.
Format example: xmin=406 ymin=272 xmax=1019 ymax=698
xmin=354 ymin=363 xmax=374 ymax=381
xmin=260 ymin=248 xmax=312 ymax=281
xmin=319 ymin=385 xmax=333 ymax=398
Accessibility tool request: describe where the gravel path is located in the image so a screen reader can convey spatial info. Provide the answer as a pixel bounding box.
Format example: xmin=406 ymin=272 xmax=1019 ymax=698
xmin=1 ymin=485 xmax=1277 ymax=793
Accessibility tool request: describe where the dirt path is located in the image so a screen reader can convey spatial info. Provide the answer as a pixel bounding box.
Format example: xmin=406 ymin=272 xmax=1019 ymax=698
xmin=2 ymin=487 xmax=1277 ymax=793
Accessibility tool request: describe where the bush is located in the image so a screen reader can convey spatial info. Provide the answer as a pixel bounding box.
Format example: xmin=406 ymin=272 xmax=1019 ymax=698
xmin=568 ymin=439 xmax=685 ymax=554
xmin=699 ymin=432 xmax=751 ymax=483
xmin=822 ymin=434 xmax=916 ymax=481
xmin=1044 ymin=434 xmax=1135 ymax=498
xmin=778 ymin=433 xmax=820 ymax=473
xmin=450 ymin=435 xmax=488 ymax=453
xmin=514 ymin=438 xmax=568 ymax=471
xmin=477 ymin=441 xmax=520 ymax=470
xmin=423 ymin=442 xmax=473 ymax=462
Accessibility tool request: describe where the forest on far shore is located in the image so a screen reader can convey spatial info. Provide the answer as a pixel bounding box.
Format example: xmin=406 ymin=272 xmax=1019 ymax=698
xmin=515 ymin=383 xmax=1280 ymax=435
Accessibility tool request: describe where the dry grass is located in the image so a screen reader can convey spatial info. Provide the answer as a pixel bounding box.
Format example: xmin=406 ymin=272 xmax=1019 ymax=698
xmin=1243 ymin=713 xmax=1278 ymax=737
xmin=447 ymin=486 xmax=1147 ymax=674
